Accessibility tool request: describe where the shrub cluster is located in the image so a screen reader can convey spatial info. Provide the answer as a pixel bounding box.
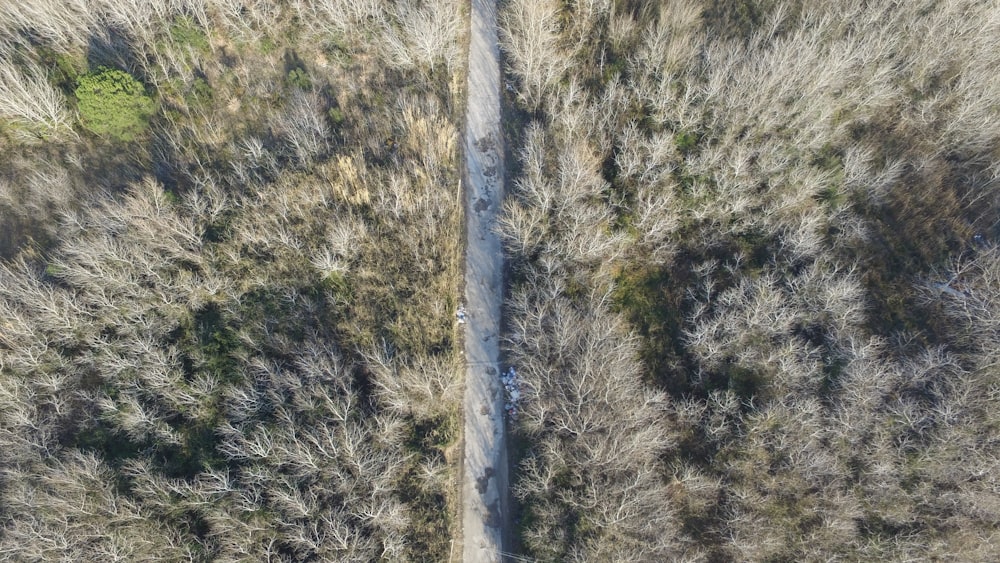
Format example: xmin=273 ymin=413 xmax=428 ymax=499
xmin=75 ymin=67 xmax=154 ymax=141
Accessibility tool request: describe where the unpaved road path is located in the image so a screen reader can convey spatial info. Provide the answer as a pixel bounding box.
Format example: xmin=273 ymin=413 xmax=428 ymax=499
xmin=460 ymin=0 xmax=507 ymax=560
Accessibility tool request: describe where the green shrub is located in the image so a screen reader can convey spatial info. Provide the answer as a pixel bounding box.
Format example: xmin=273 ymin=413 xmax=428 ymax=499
xmin=169 ymin=17 xmax=210 ymax=52
xmin=260 ymin=36 xmax=278 ymax=54
xmin=286 ymin=67 xmax=311 ymax=90
xmin=75 ymin=68 xmax=155 ymax=141
xmin=674 ymin=130 xmax=699 ymax=154
xmin=328 ymin=106 xmax=345 ymax=126
xmin=187 ymin=77 xmax=213 ymax=106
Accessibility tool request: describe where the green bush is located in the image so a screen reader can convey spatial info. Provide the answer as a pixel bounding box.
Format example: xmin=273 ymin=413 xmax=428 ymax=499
xmin=674 ymin=130 xmax=699 ymax=154
xmin=75 ymin=68 xmax=155 ymax=141
xmin=169 ymin=17 xmax=210 ymax=52
xmin=328 ymin=106 xmax=345 ymax=126
xmin=187 ymin=77 xmax=213 ymax=106
xmin=286 ymin=67 xmax=311 ymax=90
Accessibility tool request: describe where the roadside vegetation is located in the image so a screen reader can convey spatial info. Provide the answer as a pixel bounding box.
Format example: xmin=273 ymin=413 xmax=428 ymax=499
xmin=499 ymin=0 xmax=1000 ymax=559
xmin=0 ymin=1 xmax=463 ymax=560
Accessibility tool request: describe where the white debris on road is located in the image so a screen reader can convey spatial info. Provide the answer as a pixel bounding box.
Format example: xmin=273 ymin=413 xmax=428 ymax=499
xmin=502 ymin=367 xmax=521 ymax=420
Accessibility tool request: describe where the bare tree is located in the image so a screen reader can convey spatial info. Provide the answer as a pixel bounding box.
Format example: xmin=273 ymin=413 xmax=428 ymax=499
xmin=0 ymin=53 xmax=73 ymax=140
xmin=382 ymin=0 xmax=460 ymax=73
xmin=278 ymin=90 xmax=330 ymax=167
xmin=500 ymin=0 xmax=570 ymax=110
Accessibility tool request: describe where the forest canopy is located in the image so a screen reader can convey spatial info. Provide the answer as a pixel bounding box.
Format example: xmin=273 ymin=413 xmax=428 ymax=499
xmin=499 ymin=0 xmax=1000 ymax=560
xmin=0 ymin=0 xmax=998 ymax=561
xmin=0 ymin=0 xmax=463 ymax=560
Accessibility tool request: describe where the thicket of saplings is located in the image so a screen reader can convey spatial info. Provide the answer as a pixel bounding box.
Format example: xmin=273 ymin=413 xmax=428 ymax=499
xmin=0 ymin=1 xmax=464 ymax=560
xmin=499 ymin=0 xmax=1000 ymax=560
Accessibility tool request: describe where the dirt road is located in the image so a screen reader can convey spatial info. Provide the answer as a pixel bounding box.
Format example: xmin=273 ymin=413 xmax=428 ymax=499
xmin=460 ymin=0 xmax=507 ymax=560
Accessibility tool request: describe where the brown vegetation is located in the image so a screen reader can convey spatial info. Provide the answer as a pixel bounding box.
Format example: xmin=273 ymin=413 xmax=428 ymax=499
xmin=499 ymin=0 xmax=1000 ymax=559
xmin=0 ymin=1 xmax=463 ymax=560
xmin=4 ymin=0 xmax=1000 ymax=559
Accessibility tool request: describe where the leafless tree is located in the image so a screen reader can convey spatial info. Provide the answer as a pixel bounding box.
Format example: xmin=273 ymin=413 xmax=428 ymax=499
xmin=0 ymin=53 xmax=73 ymax=140
xmin=500 ymin=0 xmax=570 ymax=110
xmin=277 ymin=90 xmax=330 ymax=167
xmin=382 ymin=0 xmax=460 ymax=73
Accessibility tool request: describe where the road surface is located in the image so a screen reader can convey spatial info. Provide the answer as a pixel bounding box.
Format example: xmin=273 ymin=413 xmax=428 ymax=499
xmin=460 ymin=0 xmax=508 ymax=560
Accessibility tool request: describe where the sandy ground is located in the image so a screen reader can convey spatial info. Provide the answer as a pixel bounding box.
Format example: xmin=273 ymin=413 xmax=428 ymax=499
xmin=460 ymin=0 xmax=508 ymax=560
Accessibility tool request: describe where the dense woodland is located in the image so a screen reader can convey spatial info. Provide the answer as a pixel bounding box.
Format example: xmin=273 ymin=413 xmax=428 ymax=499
xmin=2 ymin=0 xmax=1000 ymax=561
xmin=0 ymin=1 xmax=463 ymax=560
xmin=499 ymin=0 xmax=1000 ymax=560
